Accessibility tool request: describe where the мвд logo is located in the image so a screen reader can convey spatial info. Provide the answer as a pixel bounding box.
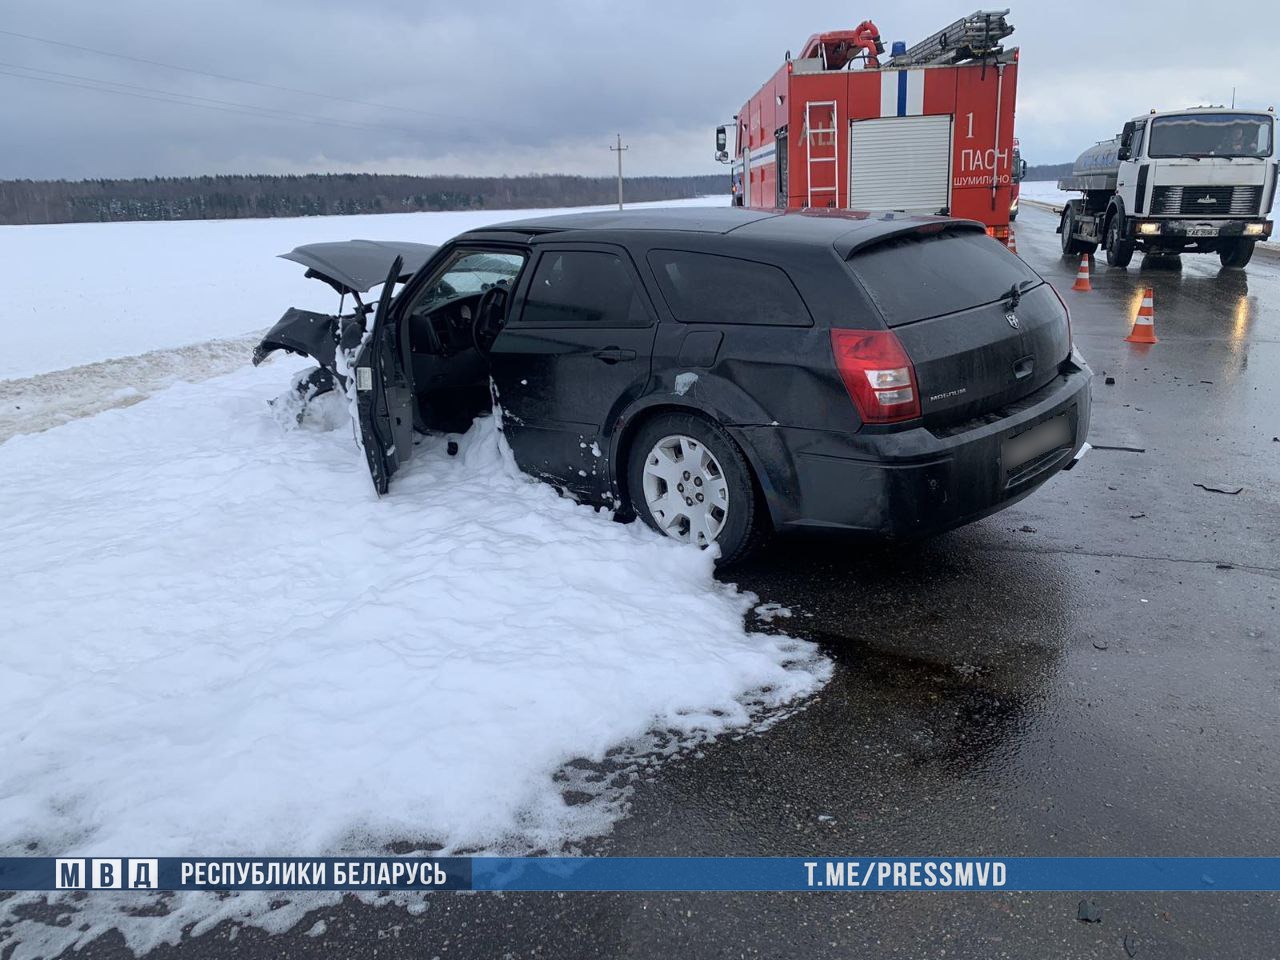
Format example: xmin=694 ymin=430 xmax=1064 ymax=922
xmin=54 ymin=858 xmax=158 ymax=889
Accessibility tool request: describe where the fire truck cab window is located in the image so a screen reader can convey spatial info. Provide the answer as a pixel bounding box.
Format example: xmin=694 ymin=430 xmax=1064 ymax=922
xmin=520 ymin=250 xmax=649 ymax=327
xmin=647 ymin=250 xmax=812 ymax=327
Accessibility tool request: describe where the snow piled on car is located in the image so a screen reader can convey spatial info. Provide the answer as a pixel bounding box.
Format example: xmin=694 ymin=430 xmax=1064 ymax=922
xmin=0 ymin=357 xmax=829 ymax=954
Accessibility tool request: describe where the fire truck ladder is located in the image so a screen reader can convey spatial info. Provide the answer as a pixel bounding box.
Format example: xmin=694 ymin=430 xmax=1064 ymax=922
xmin=886 ymin=9 xmax=1014 ymax=66
xmin=804 ymin=100 xmax=839 ymax=209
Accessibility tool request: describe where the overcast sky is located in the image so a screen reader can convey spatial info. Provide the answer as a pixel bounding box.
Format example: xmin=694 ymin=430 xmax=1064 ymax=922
xmin=2 ymin=0 xmax=1274 ymax=181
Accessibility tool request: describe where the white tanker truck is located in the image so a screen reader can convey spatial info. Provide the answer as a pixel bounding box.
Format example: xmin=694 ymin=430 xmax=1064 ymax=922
xmin=1057 ymin=107 xmax=1276 ymax=268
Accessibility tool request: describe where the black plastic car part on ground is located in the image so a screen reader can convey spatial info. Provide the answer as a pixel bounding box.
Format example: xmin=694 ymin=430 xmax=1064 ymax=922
xmin=256 ymin=207 xmax=1091 ymax=562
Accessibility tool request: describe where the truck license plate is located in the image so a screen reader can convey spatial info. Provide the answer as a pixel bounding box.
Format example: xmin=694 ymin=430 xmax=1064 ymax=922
xmin=1185 ymin=226 xmax=1217 ymax=237
xmin=1003 ymin=415 xmax=1072 ymax=470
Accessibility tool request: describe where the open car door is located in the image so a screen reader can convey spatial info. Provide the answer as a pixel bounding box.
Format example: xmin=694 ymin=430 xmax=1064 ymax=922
xmin=351 ymin=256 xmax=415 ymax=494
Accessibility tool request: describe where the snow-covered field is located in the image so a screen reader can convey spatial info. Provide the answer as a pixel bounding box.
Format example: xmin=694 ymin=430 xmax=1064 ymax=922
xmin=0 ymin=197 xmax=831 ymax=955
xmin=0 ymin=197 xmax=724 ymax=439
xmin=1018 ymin=180 xmax=1074 ymax=208
xmin=0 ymin=196 xmax=725 ymax=383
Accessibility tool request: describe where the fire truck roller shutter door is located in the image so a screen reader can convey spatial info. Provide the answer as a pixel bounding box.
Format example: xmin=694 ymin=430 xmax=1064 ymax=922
xmin=849 ymin=114 xmax=952 ymax=214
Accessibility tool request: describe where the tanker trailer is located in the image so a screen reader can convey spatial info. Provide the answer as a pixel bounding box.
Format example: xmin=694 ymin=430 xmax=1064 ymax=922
xmin=1057 ymin=106 xmax=1277 ymax=268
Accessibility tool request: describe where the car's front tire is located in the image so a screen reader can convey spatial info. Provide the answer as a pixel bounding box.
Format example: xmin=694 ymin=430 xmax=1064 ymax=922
xmin=626 ymin=412 xmax=764 ymax=564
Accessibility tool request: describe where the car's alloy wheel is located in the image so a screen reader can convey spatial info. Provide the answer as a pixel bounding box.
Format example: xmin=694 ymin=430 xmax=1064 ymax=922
xmin=626 ymin=412 xmax=764 ymax=564
xmin=641 ymin=434 xmax=729 ymax=547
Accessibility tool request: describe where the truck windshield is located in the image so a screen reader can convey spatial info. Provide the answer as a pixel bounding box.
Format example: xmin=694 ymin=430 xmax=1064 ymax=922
xmin=1148 ymin=114 xmax=1273 ymax=158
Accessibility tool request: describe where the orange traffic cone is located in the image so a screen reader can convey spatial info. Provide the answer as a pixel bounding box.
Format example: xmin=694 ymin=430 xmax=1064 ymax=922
xmin=1125 ymin=288 xmax=1158 ymax=343
xmin=1071 ymin=253 xmax=1092 ymax=292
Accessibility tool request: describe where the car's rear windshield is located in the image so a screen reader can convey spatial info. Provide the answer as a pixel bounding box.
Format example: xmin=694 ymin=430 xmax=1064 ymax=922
xmin=847 ymin=229 xmax=1042 ymax=327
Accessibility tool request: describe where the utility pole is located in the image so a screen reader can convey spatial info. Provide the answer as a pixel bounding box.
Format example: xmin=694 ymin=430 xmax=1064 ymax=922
xmin=610 ymin=133 xmax=628 ymax=210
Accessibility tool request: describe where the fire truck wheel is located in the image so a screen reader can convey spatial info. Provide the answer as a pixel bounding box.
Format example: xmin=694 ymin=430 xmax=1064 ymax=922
xmin=1105 ymin=216 xmax=1135 ymax=268
xmin=1219 ymin=239 xmax=1255 ymax=269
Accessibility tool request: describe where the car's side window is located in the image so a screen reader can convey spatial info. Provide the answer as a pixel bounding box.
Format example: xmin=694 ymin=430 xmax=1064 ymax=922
xmin=646 ymin=249 xmax=813 ymax=327
xmin=518 ymin=250 xmax=650 ymax=327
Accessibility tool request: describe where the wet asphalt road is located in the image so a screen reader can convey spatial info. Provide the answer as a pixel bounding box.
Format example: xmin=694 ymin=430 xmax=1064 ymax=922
xmin=49 ymin=205 xmax=1280 ymax=959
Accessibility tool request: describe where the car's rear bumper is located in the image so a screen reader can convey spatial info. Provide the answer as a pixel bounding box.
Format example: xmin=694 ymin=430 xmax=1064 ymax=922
xmin=734 ymin=357 xmax=1092 ymax=538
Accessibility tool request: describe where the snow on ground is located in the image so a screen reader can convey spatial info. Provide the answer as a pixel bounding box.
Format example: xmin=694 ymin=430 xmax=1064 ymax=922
xmin=0 ymin=333 xmax=261 ymax=442
xmin=0 ymin=196 xmax=726 ymax=382
xmin=1018 ymin=180 xmax=1074 ymax=208
xmin=0 ymin=350 xmax=828 ymax=954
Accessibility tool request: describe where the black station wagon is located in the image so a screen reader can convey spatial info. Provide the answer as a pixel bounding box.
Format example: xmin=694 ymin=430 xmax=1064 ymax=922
xmin=255 ymin=207 xmax=1092 ymax=562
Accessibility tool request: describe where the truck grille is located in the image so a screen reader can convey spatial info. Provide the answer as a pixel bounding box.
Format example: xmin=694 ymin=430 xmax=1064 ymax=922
xmin=1149 ymin=185 xmax=1262 ymax=216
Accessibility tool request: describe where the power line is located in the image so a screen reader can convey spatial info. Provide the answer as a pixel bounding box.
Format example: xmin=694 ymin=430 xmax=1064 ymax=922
xmin=0 ymin=27 xmax=481 ymax=125
xmin=0 ymin=60 xmax=418 ymax=134
xmin=0 ymin=68 xmax=419 ymax=135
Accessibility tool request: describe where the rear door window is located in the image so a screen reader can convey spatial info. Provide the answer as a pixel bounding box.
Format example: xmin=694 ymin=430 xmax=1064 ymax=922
xmin=847 ymin=229 xmax=1042 ymax=326
xmin=647 ymin=249 xmax=812 ymax=326
xmin=520 ymin=250 xmax=650 ymax=327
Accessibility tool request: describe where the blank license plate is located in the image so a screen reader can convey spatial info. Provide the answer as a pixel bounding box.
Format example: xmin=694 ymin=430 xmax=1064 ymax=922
xmin=1003 ymin=416 xmax=1072 ymax=470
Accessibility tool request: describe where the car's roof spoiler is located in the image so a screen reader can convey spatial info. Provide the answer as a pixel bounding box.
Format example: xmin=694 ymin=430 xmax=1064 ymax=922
xmin=837 ymin=219 xmax=987 ymax=258
xmin=279 ymin=240 xmax=439 ymax=295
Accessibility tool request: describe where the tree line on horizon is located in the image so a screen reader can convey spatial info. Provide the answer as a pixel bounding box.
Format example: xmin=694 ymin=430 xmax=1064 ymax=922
xmin=1024 ymin=162 xmax=1073 ymax=182
xmin=0 ymin=172 xmax=729 ymax=225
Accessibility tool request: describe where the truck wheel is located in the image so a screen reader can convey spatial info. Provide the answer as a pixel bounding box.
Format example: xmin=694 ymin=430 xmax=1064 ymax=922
xmin=627 ymin=412 xmax=765 ymax=565
xmin=1219 ymin=240 xmax=1256 ymax=269
xmin=1061 ymin=205 xmax=1097 ymax=257
xmin=1105 ymin=216 xmax=1135 ymax=268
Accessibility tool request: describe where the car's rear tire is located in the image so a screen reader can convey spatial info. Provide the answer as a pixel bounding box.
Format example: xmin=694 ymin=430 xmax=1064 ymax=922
xmin=626 ymin=412 xmax=764 ymax=565
xmin=1219 ymin=239 xmax=1255 ymax=269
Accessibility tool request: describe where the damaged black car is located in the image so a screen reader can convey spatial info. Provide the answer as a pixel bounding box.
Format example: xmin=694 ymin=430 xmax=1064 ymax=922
xmin=255 ymin=208 xmax=1092 ymax=563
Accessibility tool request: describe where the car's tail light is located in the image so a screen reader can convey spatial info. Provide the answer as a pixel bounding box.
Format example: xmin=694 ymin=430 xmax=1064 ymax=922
xmin=830 ymin=328 xmax=921 ymax=424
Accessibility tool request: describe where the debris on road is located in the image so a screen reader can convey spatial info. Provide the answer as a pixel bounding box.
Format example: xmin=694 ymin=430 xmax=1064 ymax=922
xmin=1104 ymin=376 xmax=1116 ymax=385
xmin=1092 ymin=640 xmax=1110 ymax=650
xmin=1194 ymin=482 xmax=1243 ymax=495
xmin=1019 ymin=524 xmax=1037 ymax=533
xmin=1129 ymin=513 xmax=1146 ymax=519
xmin=1125 ymin=933 xmax=1140 ymax=957
xmin=1077 ymin=899 xmax=1103 ymax=923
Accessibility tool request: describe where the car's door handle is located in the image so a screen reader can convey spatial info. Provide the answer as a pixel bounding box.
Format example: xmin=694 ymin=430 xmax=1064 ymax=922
xmin=592 ymin=347 xmax=636 ymax=364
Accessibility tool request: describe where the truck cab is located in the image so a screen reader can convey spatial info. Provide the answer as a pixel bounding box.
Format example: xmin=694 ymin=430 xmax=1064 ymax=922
xmin=1058 ymin=107 xmax=1277 ymax=268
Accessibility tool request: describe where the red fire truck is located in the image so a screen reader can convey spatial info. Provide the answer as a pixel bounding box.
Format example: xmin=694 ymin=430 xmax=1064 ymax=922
xmin=718 ymin=10 xmax=1020 ymax=242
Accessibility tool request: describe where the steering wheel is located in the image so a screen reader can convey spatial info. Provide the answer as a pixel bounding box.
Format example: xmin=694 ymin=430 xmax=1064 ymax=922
xmin=471 ymin=281 xmax=510 ymax=354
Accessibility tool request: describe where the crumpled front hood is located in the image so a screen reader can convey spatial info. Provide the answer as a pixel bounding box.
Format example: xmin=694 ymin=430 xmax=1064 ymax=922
xmin=279 ymin=239 xmax=438 ymax=294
